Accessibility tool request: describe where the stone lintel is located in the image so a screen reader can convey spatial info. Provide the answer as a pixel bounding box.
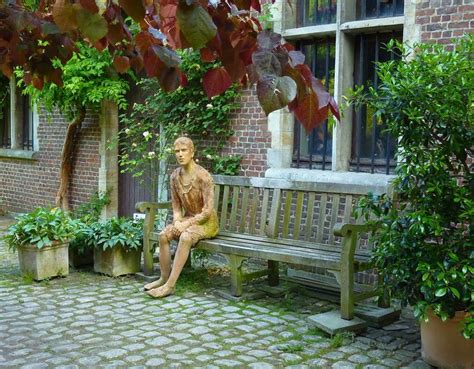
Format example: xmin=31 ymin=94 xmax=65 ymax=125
xmin=0 ymin=149 xmax=38 ymax=161
xmin=308 ymin=310 xmax=367 ymax=335
xmin=283 ymin=23 xmax=337 ymax=40
xmin=340 ymin=16 xmax=404 ymax=33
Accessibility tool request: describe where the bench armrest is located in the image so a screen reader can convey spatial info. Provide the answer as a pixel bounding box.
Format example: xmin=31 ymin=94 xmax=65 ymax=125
xmin=135 ymin=201 xmax=172 ymax=213
xmin=333 ymin=222 xmax=379 ymax=237
xmin=135 ymin=201 xmax=171 ymax=276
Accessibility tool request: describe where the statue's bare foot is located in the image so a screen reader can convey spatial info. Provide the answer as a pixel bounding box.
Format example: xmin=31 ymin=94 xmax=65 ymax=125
xmin=144 ymin=278 xmax=167 ymax=291
xmin=146 ymin=285 xmax=175 ymax=298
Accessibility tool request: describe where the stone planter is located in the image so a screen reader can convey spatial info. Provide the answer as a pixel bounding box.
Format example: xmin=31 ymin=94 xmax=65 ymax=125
xmin=18 ymin=242 xmax=69 ymax=281
xmin=421 ymin=310 xmax=474 ymax=369
xmin=69 ymin=248 xmax=94 ymax=268
xmin=94 ymin=247 xmax=141 ymax=277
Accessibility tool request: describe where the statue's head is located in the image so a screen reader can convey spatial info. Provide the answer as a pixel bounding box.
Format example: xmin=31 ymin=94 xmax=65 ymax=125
xmin=174 ymin=136 xmax=194 ymax=166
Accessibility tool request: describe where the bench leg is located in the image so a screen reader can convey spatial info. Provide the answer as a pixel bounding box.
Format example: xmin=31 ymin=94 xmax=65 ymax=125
xmin=340 ymin=233 xmax=356 ymax=320
xmin=226 ymin=255 xmax=246 ymax=297
xmin=377 ymin=273 xmax=390 ymax=308
xmin=268 ymin=260 xmax=279 ymax=286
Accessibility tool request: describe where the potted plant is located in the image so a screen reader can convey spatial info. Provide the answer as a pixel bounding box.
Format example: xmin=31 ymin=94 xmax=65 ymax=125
xmin=3 ymin=207 xmax=76 ymax=280
xmin=69 ymin=191 xmax=110 ymax=268
xmin=85 ymin=217 xmax=143 ymax=277
xmin=351 ymin=35 xmax=473 ymax=368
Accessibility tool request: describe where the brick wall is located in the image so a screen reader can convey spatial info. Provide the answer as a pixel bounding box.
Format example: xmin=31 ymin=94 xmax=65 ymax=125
xmin=416 ymin=0 xmax=474 ymax=47
xmin=0 ymin=111 xmax=100 ymax=213
xmin=223 ymin=87 xmax=271 ymax=177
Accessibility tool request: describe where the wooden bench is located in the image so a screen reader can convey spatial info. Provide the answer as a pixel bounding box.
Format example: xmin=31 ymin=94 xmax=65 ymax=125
xmin=137 ymin=175 xmax=391 ymax=322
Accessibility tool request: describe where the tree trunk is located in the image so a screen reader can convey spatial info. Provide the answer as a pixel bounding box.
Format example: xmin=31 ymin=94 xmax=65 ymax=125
xmin=55 ymin=108 xmax=86 ymax=210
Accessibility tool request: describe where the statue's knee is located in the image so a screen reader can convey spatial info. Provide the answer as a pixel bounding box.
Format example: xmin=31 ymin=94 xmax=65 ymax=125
xmin=179 ymin=232 xmax=194 ymax=245
xmin=159 ymin=231 xmax=169 ymax=243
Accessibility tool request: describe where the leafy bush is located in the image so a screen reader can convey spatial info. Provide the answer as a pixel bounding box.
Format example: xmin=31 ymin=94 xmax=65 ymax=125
xmin=83 ymin=217 xmax=142 ymax=252
xmin=351 ymin=35 xmax=473 ymax=338
xmin=4 ymin=208 xmax=76 ymax=250
xmin=69 ymin=191 xmax=111 ymax=255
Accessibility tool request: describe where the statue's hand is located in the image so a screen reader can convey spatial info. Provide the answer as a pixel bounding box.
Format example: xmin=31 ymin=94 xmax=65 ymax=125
xmin=174 ymin=220 xmax=190 ymax=233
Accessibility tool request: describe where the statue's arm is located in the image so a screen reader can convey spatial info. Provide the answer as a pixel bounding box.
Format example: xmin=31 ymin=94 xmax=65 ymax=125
xmin=170 ymin=176 xmax=183 ymax=224
xmin=186 ymin=174 xmax=215 ymax=226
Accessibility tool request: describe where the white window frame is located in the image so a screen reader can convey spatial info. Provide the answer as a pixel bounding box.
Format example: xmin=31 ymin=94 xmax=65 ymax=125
xmin=265 ymin=0 xmax=420 ymax=186
xmin=0 ymin=77 xmax=39 ymax=160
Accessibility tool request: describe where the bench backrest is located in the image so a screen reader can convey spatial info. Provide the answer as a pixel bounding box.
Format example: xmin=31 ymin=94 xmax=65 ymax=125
xmin=213 ymin=175 xmax=391 ymax=248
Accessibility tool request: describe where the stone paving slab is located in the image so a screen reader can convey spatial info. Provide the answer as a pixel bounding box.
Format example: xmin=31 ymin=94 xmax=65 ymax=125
xmin=0 ymin=216 xmax=432 ymax=368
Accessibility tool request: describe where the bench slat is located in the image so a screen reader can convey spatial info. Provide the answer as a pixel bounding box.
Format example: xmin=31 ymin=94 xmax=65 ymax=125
xmin=316 ymin=194 xmax=328 ymax=243
xmin=282 ymin=190 xmax=293 ymax=238
xmin=216 ymin=232 xmax=370 ymax=260
xmin=328 ymin=194 xmax=340 ymax=244
xmin=213 ymin=184 xmax=221 ymax=211
xmin=293 ymin=191 xmax=304 ymax=240
xmin=220 ymin=185 xmax=230 ymax=231
xmin=239 ymin=187 xmax=250 ymax=233
xmin=198 ymin=238 xmax=345 ymax=269
xmin=249 ymin=187 xmax=258 ymax=234
xmin=259 ymin=188 xmax=270 ymax=236
xmin=229 ymin=186 xmax=240 ymax=231
xmin=268 ymin=188 xmax=281 ymax=238
xmin=304 ymin=192 xmax=316 ymax=241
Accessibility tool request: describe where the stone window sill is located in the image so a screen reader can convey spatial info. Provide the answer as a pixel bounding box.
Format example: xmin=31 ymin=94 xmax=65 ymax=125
xmin=265 ymin=168 xmax=395 ymax=195
xmin=0 ymin=149 xmax=38 ymax=161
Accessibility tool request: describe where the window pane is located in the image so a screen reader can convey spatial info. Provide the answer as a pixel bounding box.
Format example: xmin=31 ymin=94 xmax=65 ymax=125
xmin=21 ymin=93 xmax=34 ymax=151
xmin=0 ymin=79 xmax=10 ymax=149
xmin=352 ymin=32 xmax=402 ymax=174
xmin=356 ymin=0 xmax=404 ymax=19
xmin=293 ymin=38 xmax=335 ymax=170
xmin=298 ymin=0 xmax=337 ymax=26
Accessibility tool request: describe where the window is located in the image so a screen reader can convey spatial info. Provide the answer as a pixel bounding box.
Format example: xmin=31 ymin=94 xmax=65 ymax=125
xmin=297 ymin=0 xmax=337 ymax=27
xmin=352 ymin=32 xmax=402 ymax=174
xmin=285 ymin=0 xmax=406 ymax=174
xmin=356 ymin=0 xmax=404 ymax=20
xmin=0 ymin=78 xmax=36 ymax=153
xmin=293 ymin=37 xmax=335 ymax=170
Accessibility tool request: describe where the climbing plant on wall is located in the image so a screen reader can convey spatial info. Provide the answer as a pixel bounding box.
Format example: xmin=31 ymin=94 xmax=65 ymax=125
xmin=119 ymin=50 xmax=240 ymax=201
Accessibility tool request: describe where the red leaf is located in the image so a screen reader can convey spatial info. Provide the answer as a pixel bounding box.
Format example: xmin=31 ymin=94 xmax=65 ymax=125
xmin=256 ymin=75 xmax=297 ymax=115
xmin=130 ymin=55 xmax=144 ymax=72
xmin=256 ymin=30 xmax=281 ymax=51
xmin=329 ymin=96 xmax=340 ymax=121
xmin=94 ymin=37 xmax=108 ymax=52
xmin=288 ymin=50 xmax=305 ymax=67
xmin=119 ymin=0 xmax=145 ymax=22
xmin=52 ymin=0 xmax=78 ymax=32
xmin=143 ymin=47 xmax=164 ymax=77
xmin=46 ymin=68 xmax=63 ymax=87
xmin=203 ymin=67 xmax=232 ymax=98
xmin=200 ymin=47 xmax=216 ymax=62
xmin=79 ymin=0 xmax=99 ymax=13
xmin=135 ymin=31 xmax=157 ymax=53
xmin=180 ymin=73 xmax=188 ymax=87
xmin=108 ymin=23 xmax=127 ymax=45
xmin=159 ymin=67 xmax=181 ymax=92
xmin=32 ymin=76 xmax=44 ymax=90
xmin=113 ymin=55 xmax=130 ymax=73
xmin=250 ymin=0 xmax=261 ymax=12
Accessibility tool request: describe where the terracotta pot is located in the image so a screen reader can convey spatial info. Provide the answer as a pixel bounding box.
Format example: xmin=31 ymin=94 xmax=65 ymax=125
xmin=420 ymin=310 xmax=474 ymax=369
xmin=18 ymin=242 xmax=69 ymax=281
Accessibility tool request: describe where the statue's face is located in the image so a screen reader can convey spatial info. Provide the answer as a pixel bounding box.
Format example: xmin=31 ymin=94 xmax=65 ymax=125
xmin=174 ymin=143 xmax=194 ymax=166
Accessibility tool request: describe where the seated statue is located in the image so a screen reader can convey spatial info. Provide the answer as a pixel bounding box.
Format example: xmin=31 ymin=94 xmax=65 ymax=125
xmin=145 ymin=137 xmax=219 ymax=298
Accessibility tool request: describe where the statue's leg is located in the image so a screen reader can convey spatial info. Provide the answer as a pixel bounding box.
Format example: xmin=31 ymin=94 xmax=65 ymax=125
xmin=147 ymin=232 xmax=194 ymax=298
xmin=144 ymin=230 xmax=173 ymax=291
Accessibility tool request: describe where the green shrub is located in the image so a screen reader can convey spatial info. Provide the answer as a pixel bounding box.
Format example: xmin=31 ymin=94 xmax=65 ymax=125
xmin=351 ymin=35 xmax=473 ymax=338
xmin=83 ymin=217 xmax=142 ymax=252
xmin=4 ymin=208 xmax=76 ymax=250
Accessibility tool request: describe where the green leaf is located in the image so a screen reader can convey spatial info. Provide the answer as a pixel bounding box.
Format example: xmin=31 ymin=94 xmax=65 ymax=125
xmin=449 ymin=287 xmax=460 ymax=299
xmin=76 ymin=10 xmax=108 ymax=42
xmin=435 ymin=288 xmax=447 ymax=297
xmin=176 ymin=4 xmax=217 ymax=50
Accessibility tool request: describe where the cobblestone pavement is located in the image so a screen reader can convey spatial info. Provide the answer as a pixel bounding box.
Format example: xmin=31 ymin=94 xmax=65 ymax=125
xmin=0 ymin=215 xmax=432 ymax=369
